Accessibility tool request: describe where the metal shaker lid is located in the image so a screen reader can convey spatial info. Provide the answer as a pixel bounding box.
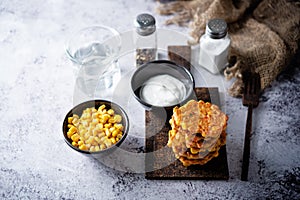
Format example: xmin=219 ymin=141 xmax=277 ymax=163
xmin=206 ymin=19 xmax=228 ymax=39
xmin=134 ymin=13 xmax=156 ymax=36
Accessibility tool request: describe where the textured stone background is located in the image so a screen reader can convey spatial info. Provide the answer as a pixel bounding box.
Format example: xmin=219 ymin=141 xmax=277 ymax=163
xmin=0 ymin=0 xmax=299 ymax=199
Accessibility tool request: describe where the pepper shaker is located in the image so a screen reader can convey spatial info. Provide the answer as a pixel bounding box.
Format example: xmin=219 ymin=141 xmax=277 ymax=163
xmin=198 ymin=19 xmax=231 ymax=74
xmin=134 ymin=13 xmax=158 ymax=67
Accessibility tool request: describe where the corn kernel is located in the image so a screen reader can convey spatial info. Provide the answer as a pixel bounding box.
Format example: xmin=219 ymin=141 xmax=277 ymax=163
xmin=116 ymin=134 xmax=123 ymax=139
xmin=108 ymin=118 xmax=116 ymax=123
xmin=105 ymin=129 xmax=111 ymax=137
xmin=98 ymin=105 xmax=106 ymax=111
xmin=90 ymin=121 xmax=98 ymax=128
xmin=87 ymin=129 xmax=93 ymax=136
xmin=82 ymin=121 xmax=89 ymax=127
xmin=100 ymin=144 xmax=106 ymax=150
xmin=91 ymin=107 xmax=97 ymax=113
xmin=100 ymin=136 xmax=107 ymax=142
xmin=72 ymin=141 xmax=78 ymax=147
xmin=92 ymin=129 xmax=99 ymax=136
xmin=95 ymin=145 xmax=100 ymax=151
xmin=104 ymin=139 xmax=112 ymax=147
xmin=71 ymin=133 xmax=80 ymax=142
xmin=69 ymin=126 xmax=77 ymax=134
xmin=114 ymin=115 xmax=122 ymax=123
xmin=78 ymin=141 xmax=84 ymax=146
xmin=111 ymin=137 xmax=116 ymax=144
xmin=67 ymin=131 xmax=73 ymax=138
xmin=104 ymin=123 xmax=112 ymax=129
xmin=94 ymin=137 xmax=101 ymax=143
xmin=79 ymin=128 xmax=86 ymax=134
xmin=98 ymin=132 xmax=105 ymax=138
xmin=94 ymin=118 xmax=100 ymax=123
xmin=90 ymin=146 xmax=95 ymax=152
xmin=82 ymin=131 xmax=89 ymax=139
xmin=114 ymin=124 xmax=123 ymax=131
xmin=86 ymin=108 xmax=91 ymax=113
xmin=68 ymin=117 xmax=73 ymax=124
xmin=79 ymin=144 xmax=87 ymax=150
xmin=91 ymin=140 xmax=97 ymax=146
xmin=102 ymin=114 xmax=110 ymax=123
xmin=78 ymin=124 xmax=84 ymax=130
xmin=107 ymin=109 xmax=114 ymax=115
xmin=86 ymin=136 xmax=95 ymax=144
xmin=94 ymin=112 xmax=100 ymax=119
xmin=96 ymin=123 xmax=103 ymax=130
xmin=112 ymin=130 xmax=119 ymax=137
xmin=73 ymin=114 xmax=79 ymax=119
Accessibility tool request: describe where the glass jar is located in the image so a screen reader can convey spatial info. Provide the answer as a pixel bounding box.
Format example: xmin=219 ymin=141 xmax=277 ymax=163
xmin=198 ymin=19 xmax=231 ymax=74
xmin=134 ymin=13 xmax=158 ymax=67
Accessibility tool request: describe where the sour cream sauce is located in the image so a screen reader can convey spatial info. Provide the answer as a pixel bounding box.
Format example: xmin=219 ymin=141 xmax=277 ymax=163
xmin=140 ymin=74 xmax=186 ymax=107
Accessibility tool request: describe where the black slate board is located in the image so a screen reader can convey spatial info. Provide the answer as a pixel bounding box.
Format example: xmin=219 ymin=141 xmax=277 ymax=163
xmin=145 ymin=87 xmax=229 ymax=180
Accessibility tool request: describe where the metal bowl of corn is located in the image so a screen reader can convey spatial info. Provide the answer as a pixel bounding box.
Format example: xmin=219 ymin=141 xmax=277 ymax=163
xmin=62 ymin=99 xmax=129 ymax=155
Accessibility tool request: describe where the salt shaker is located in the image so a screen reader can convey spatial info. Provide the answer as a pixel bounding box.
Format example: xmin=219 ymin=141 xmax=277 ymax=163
xmin=134 ymin=13 xmax=158 ymax=67
xmin=199 ymin=19 xmax=230 ymax=74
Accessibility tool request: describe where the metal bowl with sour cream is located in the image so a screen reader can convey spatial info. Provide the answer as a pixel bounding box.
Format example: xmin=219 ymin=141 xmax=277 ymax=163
xmin=131 ymin=60 xmax=195 ymax=109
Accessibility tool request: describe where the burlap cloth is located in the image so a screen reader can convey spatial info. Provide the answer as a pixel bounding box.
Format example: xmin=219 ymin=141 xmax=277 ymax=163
xmin=156 ymin=0 xmax=300 ymax=97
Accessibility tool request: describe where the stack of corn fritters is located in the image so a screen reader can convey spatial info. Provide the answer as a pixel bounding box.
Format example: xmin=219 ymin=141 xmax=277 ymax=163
xmin=167 ymin=100 xmax=228 ymax=167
